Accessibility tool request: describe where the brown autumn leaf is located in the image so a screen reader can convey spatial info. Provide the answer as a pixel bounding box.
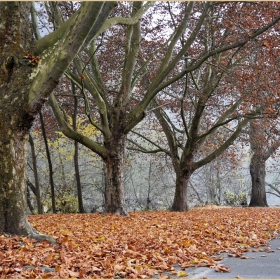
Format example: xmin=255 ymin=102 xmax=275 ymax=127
xmin=1 ymin=208 xmax=280 ymax=278
xmin=214 ymin=264 xmax=231 ymax=273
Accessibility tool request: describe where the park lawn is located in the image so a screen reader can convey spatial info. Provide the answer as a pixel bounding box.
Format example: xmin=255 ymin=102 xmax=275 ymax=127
xmin=1 ymin=207 xmax=280 ymax=278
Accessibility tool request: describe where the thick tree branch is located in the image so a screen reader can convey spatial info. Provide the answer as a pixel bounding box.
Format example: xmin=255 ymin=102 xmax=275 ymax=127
xmin=49 ymin=93 xmax=107 ymax=158
xmin=72 ymin=57 xmax=111 ymax=137
xmin=34 ymin=2 xmax=105 ymax=55
xmin=118 ymin=2 xmax=142 ymax=107
xmin=88 ymin=2 xmax=153 ymax=44
xmin=153 ymin=13 xmax=280 ymax=98
xmin=84 ymin=2 xmax=118 ymax=46
xmin=88 ymin=41 xmax=107 ymax=99
xmin=155 ymin=2 xmax=195 ymax=77
xmin=126 ymin=3 xmax=211 ymax=131
xmin=80 ymin=81 xmax=104 ymax=133
xmin=28 ymin=2 xmax=114 ymax=114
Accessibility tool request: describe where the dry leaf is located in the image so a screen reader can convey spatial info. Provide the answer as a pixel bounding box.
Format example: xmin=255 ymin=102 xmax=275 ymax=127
xmin=177 ymin=271 xmax=188 ymax=277
xmin=0 ymin=209 xmax=279 ymax=278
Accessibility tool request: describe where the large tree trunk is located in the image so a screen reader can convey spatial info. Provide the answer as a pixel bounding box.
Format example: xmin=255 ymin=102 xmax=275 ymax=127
xmin=171 ymin=170 xmax=191 ymax=211
xmin=0 ymin=1 xmax=113 ymax=238
xmin=249 ymin=153 xmax=268 ymax=207
xmin=0 ymin=2 xmax=54 ymax=242
xmin=0 ymin=127 xmax=30 ymax=235
xmin=0 ymin=121 xmax=54 ymax=242
xmin=249 ymin=120 xmax=268 ymax=207
xmin=104 ymin=134 xmax=127 ymax=215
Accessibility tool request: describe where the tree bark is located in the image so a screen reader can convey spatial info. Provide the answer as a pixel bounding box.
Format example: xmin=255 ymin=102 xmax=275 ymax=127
xmin=146 ymin=159 xmax=153 ymax=211
xmin=0 ymin=121 xmax=53 ymax=242
xmin=0 ymin=1 xmax=113 ymax=239
xmin=249 ymin=152 xmax=268 ymax=207
xmin=39 ymin=111 xmax=56 ymax=213
xmin=72 ymin=81 xmax=85 ymax=213
xmin=28 ymin=133 xmax=42 ymax=214
xmin=0 ymin=2 xmax=52 ymax=242
xmin=27 ymin=186 xmax=34 ymax=214
xmin=171 ymin=170 xmax=191 ymax=211
xmin=0 ymin=125 xmax=30 ymax=236
xmin=249 ymin=120 xmax=268 ymax=207
xmin=104 ymin=134 xmax=127 ymax=215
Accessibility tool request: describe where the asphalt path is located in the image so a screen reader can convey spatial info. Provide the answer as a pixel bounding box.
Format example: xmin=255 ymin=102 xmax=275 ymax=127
xmin=185 ymin=237 xmax=280 ymax=279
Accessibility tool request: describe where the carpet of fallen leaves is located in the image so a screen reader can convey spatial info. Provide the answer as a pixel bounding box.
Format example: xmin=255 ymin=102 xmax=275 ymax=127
xmin=1 ymin=207 xmax=280 ymax=278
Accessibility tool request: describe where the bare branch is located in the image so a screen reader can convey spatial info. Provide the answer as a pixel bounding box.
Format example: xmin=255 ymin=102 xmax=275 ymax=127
xmin=130 ymin=130 xmax=171 ymax=156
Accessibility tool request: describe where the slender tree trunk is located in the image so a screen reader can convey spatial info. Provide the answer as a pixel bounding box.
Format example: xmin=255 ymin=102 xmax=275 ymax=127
xmin=28 ymin=133 xmax=42 ymax=214
xmin=171 ymin=170 xmax=191 ymax=211
xmin=39 ymin=111 xmax=56 ymax=213
xmin=72 ymin=81 xmax=84 ymax=213
xmin=249 ymin=153 xmax=268 ymax=207
xmin=74 ymin=140 xmax=84 ymax=213
xmin=27 ymin=186 xmax=34 ymax=214
xmin=145 ymin=158 xmax=153 ymax=210
xmin=58 ymin=152 xmax=68 ymax=188
xmin=104 ymin=134 xmax=127 ymax=215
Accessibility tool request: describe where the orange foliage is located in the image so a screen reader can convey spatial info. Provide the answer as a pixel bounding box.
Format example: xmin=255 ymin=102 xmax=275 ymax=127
xmin=1 ymin=208 xmax=280 ymax=278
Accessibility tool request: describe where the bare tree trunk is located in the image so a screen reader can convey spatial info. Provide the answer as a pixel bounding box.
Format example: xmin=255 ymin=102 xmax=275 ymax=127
xmin=0 ymin=1 xmax=112 ymax=239
xmin=72 ymin=81 xmax=84 ymax=213
xmin=208 ymin=163 xmax=216 ymax=204
xmin=0 ymin=123 xmax=53 ymax=242
xmin=28 ymin=133 xmax=42 ymax=214
xmin=0 ymin=127 xmax=29 ymax=236
xmin=249 ymin=120 xmax=268 ymax=207
xmin=39 ymin=111 xmax=56 ymax=213
xmin=0 ymin=2 xmax=54 ymax=242
xmin=146 ymin=158 xmax=153 ymax=210
xmin=171 ymin=170 xmax=191 ymax=211
xmin=27 ymin=186 xmax=34 ymax=214
xmin=249 ymin=153 xmax=268 ymax=207
xmin=104 ymin=134 xmax=127 ymax=215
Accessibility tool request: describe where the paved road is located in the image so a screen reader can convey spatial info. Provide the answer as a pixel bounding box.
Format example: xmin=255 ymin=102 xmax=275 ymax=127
xmin=186 ymin=237 xmax=280 ymax=279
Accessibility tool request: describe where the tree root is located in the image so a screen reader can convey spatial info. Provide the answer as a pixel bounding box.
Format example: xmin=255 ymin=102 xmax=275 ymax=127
xmin=23 ymin=220 xmax=58 ymax=245
xmin=103 ymin=206 xmax=128 ymax=216
xmin=28 ymin=231 xmax=58 ymax=245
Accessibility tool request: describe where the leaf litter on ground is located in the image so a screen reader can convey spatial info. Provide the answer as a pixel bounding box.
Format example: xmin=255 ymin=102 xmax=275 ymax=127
xmin=1 ymin=207 xmax=280 ymax=278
